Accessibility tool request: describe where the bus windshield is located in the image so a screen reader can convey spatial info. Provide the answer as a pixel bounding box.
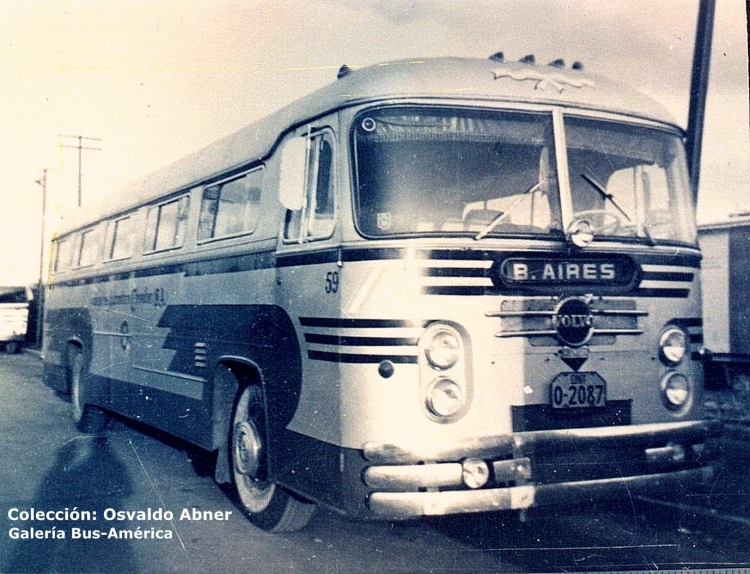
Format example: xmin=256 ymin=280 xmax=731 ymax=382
xmin=566 ymin=116 xmax=696 ymax=244
xmin=352 ymin=108 xmax=564 ymax=239
xmin=352 ymin=107 xmax=696 ymax=245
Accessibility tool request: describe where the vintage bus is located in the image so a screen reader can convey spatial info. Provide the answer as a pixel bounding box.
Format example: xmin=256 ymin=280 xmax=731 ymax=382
xmin=43 ymin=55 xmax=721 ymax=532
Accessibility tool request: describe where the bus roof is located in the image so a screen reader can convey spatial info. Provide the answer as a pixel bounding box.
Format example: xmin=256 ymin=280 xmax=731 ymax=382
xmin=59 ymin=56 xmax=678 ymax=235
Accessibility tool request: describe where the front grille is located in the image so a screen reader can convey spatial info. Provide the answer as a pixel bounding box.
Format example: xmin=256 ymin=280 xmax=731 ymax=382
xmin=512 ymin=400 xmax=632 ymax=432
xmin=488 ymin=298 xmax=646 ymax=346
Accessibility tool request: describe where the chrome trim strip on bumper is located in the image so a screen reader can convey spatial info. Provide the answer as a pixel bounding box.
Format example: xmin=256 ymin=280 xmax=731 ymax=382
xmin=367 ymin=467 xmax=713 ymax=518
xmin=363 ymin=420 xmax=722 ymax=464
xmin=363 ymin=420 xmax=722 ymax=519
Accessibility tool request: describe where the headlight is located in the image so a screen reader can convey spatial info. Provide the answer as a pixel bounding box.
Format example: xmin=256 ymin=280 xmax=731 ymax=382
xmin=420 ymin=323 xmax=470 ymax=422
xmin=424 ymin=327 xmax=461 ymax=370
xmin=426 ymin=378 xmax=464 ymax=419
xmin=661 ymin=372 xmax=693 ymax=411
xmin=659 ymin=326 xmax=688 ymax=366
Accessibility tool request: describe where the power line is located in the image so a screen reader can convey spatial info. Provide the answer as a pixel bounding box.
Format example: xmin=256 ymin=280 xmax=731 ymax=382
xmin=58 ymin=134 xmax=102 ymax=207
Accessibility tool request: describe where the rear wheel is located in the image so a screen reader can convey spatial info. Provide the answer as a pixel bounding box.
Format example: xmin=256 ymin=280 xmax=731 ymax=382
xmin=70 ymin=348 xmax=110 ymax=433
xmin=231 ymin=384 xmax=315 ymax=532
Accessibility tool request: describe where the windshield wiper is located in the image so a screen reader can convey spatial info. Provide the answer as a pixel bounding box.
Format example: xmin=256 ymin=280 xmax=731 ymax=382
xmin=580 ymin=171 xmax=631 ymax=222
xmin=579 ymin=170 xmax=655 ymax=245
xmin=474 ymin=180 xmax=543 ymax=240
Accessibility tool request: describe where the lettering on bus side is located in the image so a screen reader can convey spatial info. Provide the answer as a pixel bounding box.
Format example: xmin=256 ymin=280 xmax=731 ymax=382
xmin=90 ymin=287 xmax=167 ymax=308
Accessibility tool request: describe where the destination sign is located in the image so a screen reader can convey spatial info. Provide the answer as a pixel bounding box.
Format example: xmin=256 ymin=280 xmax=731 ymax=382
xmin=495 ymin=255 xmax=636 ymax=287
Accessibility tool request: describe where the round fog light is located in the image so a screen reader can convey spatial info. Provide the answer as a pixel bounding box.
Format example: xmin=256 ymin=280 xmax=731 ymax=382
xmin=462 ymin=457 xmax=489 ymax=489
xmin=426 ymin=378 xmax=464 ymax=419
xmin=661 ymin=372 xmax=692 ymax=411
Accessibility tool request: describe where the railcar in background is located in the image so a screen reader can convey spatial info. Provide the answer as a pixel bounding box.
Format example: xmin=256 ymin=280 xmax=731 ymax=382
xmin=699 ymin=215 xmax=750 ymax=421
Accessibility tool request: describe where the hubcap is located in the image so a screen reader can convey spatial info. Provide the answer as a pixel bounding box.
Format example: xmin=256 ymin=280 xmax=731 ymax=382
xmin=233 ymin=421 xmax=262 ymax=478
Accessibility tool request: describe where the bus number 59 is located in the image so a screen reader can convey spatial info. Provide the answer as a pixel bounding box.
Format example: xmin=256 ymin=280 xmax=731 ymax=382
xmin=325 ymin=271 xmax=339 ymax=294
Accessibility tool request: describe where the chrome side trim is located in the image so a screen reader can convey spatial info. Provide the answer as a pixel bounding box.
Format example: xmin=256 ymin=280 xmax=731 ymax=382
xmin=93 ymin=330 xmax=133 ymax=338
xmin=486 ymin=308 xmax=647 ymax=318
xmin=132 ymin=365 xmax=207 ymax=383
xmin=495 ymin=328 xmax=643 ymax=338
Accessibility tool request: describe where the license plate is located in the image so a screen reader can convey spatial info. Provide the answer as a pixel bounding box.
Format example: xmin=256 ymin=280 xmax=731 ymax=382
xmin=550 ymin=372 xmax=607 ymax=409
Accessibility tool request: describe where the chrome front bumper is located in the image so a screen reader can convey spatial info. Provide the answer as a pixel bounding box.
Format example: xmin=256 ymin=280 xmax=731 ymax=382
xmin=363 ymin=420 xmax=722 ymax=519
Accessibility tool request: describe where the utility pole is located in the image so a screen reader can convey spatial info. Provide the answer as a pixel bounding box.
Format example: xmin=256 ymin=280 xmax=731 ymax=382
xmin=33 ymin=168 xmax=48 ymax=348
xmin=686 ymin=0 xmax=716 ymax=203
xmin=59 ymin=134 xmax=102 ymax=207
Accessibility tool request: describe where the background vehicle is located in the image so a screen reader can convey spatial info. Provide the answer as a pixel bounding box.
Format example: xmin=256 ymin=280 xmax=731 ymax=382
xmin=0 ymin=285 xmax=31 ymax=354
xmin=699 ymin=214 xmax=750 ymax=423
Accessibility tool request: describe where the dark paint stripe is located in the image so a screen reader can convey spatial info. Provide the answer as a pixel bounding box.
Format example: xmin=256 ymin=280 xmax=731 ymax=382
xmin=55 ymin=250 xmax=276 ymax=288
xmin=275 ymin=249 xmax=340 ymax=268
xmin=677 ymin=317 xmax=704 ymax=328
xmin=422 ymin=286 xmax=489 ymax=296
xmin=421 ymin=267 xmax=487 ymax=278
xmin=633 ymin=288 xmax=691 ymax=298
xmin=304 ymin=333 xmax=418 ymax=346
xmin=307 ymin=350 xmax=418 ymax=364
xmin=53 ymin=245 xmax=701 ymax=290
xmin=299 ymin=317 xmax=423 ymax=329
xmin=632 ymin=252 xmax=701 ymax=268
xmin=641 ymin=271 xmax=695 ymax=282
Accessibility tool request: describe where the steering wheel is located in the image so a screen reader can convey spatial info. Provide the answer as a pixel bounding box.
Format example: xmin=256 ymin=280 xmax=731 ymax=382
xmin=572 ymin=209 xmax=622 ymax=234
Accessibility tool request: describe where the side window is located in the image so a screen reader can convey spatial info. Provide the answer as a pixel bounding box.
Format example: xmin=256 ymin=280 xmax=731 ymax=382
xmin=143 ymin=195 xmax=190 ymax=253
xmin=55 ymin=236 xmax=76 ymax=272
xmin=198 ymin=168 xmax=263 ymax=241
xmin=78 ymin=226 xmax=104 ymax=267
xmin=283 ymin=130 xmax=336 ymax=242
xmin=106 ymin=216 xmax=135 ymax=261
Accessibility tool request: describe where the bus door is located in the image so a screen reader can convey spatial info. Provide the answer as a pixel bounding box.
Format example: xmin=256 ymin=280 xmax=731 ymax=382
xmin=273 ymin=125 xmax=342 ymax=490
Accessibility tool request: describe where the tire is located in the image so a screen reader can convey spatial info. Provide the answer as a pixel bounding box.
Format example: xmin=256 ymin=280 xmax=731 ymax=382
xmin=5 ymin=341 xmax=18 ymax=354
xmin=230 ymin=385 xmax=315 ymax=532
xmin=70 ymin=348 xmax=110 ymax=433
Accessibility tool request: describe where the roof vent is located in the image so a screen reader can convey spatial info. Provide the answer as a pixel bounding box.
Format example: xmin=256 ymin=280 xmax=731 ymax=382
xmin=548 ymin=59 xmax=565 ymax=69
xmin=337 ymin=65 xmax=352 ymax=79
xmin=571 ymin=61 xmax=584 ymax=71
xmin=489 ymin=51 xmax=505 ymax=62
xmin=519 ymin=54 xmax=536 ymax=65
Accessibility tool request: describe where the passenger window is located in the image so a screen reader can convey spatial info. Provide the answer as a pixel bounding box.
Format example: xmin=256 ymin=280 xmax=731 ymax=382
xmin=55 ymin=236 xmax=76 ymax=272
xmin=78 ymin=226 xmax=104 ymax=267
xmin=144 ymin=195 xmax=190 ymax=252
xmin=106 ymin=216 xmax=134 ymax=261
xmin=283 ymin=130 xmax=336 ymax=241
xmin=198 ymin=168 xmax=263 ymax=241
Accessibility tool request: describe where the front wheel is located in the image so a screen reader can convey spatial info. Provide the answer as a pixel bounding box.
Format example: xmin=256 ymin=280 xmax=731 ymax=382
xmin=69 ymin=348 xmax=110 ymax=433
xmin=230 ymin=385 xmax=315 ymax=532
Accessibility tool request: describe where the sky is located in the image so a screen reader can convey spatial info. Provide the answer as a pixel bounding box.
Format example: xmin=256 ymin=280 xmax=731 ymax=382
xmin=0 ymin=0 xmax=748 ymax=284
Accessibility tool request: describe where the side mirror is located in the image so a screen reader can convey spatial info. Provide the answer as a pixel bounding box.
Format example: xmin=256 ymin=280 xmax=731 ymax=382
xmin=278 ymin=135 xmax=308 ymax=211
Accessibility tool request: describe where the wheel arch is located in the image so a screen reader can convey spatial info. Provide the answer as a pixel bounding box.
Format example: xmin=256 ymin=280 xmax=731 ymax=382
xmin=211 ymin=357 xmax=262 ymax=448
